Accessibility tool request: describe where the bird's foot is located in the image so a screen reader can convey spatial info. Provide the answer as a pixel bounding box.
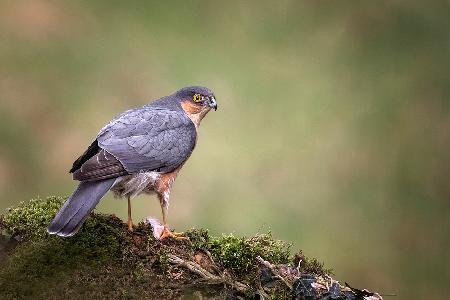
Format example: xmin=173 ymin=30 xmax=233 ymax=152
xmin=144 ymin=217 xmax=188 ymax=241
xmin=160 ymin=226 xmax=189 ymax=241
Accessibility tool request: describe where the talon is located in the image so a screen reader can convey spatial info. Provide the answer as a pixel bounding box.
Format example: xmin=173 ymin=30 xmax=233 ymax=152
xmin=160 ymin=226 xmax=189 ymax=241
xmin=145 ymin=217 xmax=187 ymax=240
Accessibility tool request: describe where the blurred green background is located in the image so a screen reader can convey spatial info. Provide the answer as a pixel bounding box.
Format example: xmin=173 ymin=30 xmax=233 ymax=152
xmin=0 ymin=1 xmax=449 ymax=299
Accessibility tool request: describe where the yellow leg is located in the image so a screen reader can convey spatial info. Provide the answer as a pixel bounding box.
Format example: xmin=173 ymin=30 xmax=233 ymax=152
xmin=127 ymin=197 xmax=133 ymax=231
xmin=162 ymin=204 xmax=168 ymax=225
xmin=159 ymin=200 xmax=188 ymax=240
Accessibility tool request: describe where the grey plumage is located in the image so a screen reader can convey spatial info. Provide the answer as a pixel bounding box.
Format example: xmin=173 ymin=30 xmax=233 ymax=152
xmin=73 ymin=148 xmax=127 ymax=181
xmin=48 ymin=86 xmax=216 ymax=237
xmin=97 ymin=108 xmax=196 ymax=174
xmin=47 ymin=178 xmax=116 ymax=236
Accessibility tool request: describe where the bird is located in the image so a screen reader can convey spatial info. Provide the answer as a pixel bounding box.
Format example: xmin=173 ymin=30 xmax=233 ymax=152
xmin=47 ymin=86 xmax=217 ymax=239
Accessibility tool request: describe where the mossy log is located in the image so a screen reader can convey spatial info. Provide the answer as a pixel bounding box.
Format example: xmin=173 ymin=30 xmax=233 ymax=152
xmin=0 ymin=196 xmax=383 ymax=300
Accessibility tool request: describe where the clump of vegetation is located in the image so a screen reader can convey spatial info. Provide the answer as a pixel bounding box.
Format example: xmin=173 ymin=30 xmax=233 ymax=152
xmin=0 ymin=197 xmax=126 ymax=299
xmin=1 ymin=196 xmax=64 ymax=238
xmin=209 ymin=233 xmax=290 ymax=275
xmin=0 ymin=196 xmax=381 ymax=299
xmin=186 ymin=229 xmax=291 ymax=275
xmin=293 ymin=250 xmax=334 ymax=276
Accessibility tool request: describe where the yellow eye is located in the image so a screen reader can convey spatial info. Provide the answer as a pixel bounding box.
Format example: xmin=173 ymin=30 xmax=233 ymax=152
xmin=193 ymin=94 xmax=202 ymax=102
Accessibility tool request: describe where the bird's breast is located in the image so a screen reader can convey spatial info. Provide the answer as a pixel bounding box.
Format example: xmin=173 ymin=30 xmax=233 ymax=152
xmin=180 ymin=100 xmax=210 ymax=130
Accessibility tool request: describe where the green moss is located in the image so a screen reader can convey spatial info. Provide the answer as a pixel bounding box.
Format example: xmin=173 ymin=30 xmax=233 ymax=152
xmin=207 ymin=232 xmax=290 ymax=275
xmin=293 ymin=250 xmax=333 ymax=276
xmin=185 ymin=228 xmax=293 ymax=291
xmin=1 ymin=196 xmax=122 ymax=259
xmin=156 ymin=248 xmax=169 ymax=272
xmin=1 ymin=196 xmax=64 ymax=238
xmin=132 ymin=261 xmax=146 ymax=281
xmin=209 ymin=234 xmax=256 ymax=273
xmin=0 ymin=196 xmax=335 ymax=299
xmin=186 ymin=228 xmax=210 ymax=250
xmin=0 ymin=197 xmax=125 ymax=299
xmin=186 ymin=229 xmax=290 ymax=275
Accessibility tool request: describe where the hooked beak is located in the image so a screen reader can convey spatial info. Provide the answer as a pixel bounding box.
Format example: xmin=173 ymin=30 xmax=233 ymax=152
xmin=207 ymin=96 xmax=217 ymax=111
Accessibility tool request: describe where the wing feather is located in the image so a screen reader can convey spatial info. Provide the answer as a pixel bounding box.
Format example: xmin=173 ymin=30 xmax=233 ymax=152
xmin=72 ymin=148 xmax=128 ymax=181
xmin=69 ymin=140 xmax=100 ymax=173
xmin=70 ymin=107 xmax=196 ymax=181
xmin=97 ymin=107 xmax=196 ymax=174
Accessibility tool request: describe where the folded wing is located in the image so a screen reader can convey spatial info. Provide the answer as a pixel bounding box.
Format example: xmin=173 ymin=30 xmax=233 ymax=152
xmin=70 ymin=107 xmax=197 ymax=182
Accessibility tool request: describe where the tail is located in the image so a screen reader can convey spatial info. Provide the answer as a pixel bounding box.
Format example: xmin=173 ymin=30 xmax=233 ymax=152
xmin=47 ymin=178 xmax=117 ymax=237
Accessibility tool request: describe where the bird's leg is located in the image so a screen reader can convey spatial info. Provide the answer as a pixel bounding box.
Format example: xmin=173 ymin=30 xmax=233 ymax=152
xmin=127 ymin=196 xmax=133 ymax=231
xmin=158 ymin=193 xmax=187 ymax=240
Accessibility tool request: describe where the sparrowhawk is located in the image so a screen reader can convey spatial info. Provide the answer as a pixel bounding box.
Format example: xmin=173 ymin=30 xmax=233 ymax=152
xmin=47 ymin=86 xmax=217 ymax=239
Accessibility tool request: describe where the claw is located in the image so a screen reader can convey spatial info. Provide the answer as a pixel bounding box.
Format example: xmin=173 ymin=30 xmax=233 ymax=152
xmin=160 ymin=227 xmax=189 ymax=240
xmin=145 ymin=217 xmax=188 ymax=241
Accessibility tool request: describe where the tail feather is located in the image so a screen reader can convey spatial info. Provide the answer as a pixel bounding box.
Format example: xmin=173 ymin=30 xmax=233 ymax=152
xmin=47 ymin=178 xmax=116 ymax=237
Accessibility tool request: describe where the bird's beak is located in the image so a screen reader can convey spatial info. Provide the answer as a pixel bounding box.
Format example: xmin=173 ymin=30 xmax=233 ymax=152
xmin=207 ymin=96 xmax=217 ymax=111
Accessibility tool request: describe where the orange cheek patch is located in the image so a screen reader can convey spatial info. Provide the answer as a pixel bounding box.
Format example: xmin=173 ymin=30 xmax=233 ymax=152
xmin=181 ymin=100 xmax=203 ymax=115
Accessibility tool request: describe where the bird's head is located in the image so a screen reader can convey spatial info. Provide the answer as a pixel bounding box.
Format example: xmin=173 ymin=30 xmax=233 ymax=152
xmin=176 ymin=86 xmax=217 ymax=111
xmin=175 ymin=86 xmax=217 ymax=126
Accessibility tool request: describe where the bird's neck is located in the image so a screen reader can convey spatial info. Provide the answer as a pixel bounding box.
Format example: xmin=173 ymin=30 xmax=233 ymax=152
xmin=180 ymin=101 xmax=211 ymax=129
